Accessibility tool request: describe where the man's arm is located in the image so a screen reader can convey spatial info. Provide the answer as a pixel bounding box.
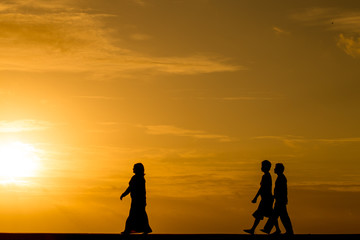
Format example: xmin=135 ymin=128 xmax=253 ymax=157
xmin=252 ymin=186 xmax=262 ymax=203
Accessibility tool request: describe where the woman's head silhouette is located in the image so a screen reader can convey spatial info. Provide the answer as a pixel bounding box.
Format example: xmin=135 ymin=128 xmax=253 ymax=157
xmin=133 ymin=163 xmax=145 ymax=175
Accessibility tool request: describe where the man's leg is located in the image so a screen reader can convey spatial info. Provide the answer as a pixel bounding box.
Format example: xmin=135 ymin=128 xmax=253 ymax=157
xmin=273 ymin=217 xmax=281 ymax=233
xmin=279 ymin=205 xmax=294 ymax=234
xmin=262 ymin=208 xmax=280 ymax=234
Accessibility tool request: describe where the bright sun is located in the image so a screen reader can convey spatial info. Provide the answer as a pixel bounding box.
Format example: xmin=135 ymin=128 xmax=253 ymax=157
xmin=0 ymin=141 xmax=40 ymax=182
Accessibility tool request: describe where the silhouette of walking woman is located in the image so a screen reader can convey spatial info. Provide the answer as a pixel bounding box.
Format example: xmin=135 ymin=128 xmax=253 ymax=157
xmin=244 ymin=160 xmax=278 ymax=235
xmin=120 ymin=163 xmax=152 ymax=234
xmin=262 ymin=163 xmax=294 ymax=235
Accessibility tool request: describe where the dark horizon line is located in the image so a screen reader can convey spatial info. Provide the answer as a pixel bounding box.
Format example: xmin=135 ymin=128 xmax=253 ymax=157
xmin=1 ymin=233 xmax=360 ymax=235
xmin=0 ymin=233 xmax=359 ymax=239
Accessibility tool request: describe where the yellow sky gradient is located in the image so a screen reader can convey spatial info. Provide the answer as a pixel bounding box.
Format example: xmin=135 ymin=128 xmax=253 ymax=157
xmin=0 ymin=0 xmax=360 ymax=234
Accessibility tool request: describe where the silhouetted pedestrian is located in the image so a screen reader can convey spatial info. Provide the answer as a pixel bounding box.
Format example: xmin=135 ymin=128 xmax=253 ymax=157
xmin=261 ymin=163 xmax=294 ymax=235
xmin=120 ymin=163 xmax=152 ymax=234
xmin=244 ymin=160 xmax=277 ymax=235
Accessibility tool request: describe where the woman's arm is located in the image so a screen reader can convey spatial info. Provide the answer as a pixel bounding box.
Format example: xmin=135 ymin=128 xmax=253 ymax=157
xmin=120 ymin=186 xmax=131 ymax=200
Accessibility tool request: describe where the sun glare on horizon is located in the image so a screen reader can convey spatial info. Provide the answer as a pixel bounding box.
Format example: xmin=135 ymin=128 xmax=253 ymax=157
xmin=0 ymin=141 xmax=41 ymax=183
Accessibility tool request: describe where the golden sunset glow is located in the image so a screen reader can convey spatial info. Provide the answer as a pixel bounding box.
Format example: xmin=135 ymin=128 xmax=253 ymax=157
xmin=0 ymin=0 xmax=359 ymax=235
xmin=0 ymin=141 xmax=40 ymax=181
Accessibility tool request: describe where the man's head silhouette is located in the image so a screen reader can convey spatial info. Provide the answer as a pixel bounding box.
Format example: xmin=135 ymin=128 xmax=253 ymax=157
xmin=274 ymin=163 xmax=284 ymax=174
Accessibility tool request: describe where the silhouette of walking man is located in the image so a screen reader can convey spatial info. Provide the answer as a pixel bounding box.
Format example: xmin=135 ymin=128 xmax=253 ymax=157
xmin=244 ymin=160 xmax=278 ymax=235
xmin=261 ymin=163 xmax=294 ymax=235
xmin=120 ymin=163 xmax=152 ymax=234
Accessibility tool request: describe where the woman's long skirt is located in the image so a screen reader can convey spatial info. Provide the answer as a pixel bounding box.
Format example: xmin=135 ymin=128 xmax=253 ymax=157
xmin=124 ymin=202 xmax=152 ymax=233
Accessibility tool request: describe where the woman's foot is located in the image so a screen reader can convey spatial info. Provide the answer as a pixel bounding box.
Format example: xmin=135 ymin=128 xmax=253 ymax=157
xmin=243 ymin=229 xmax=255 ymax=235
xmin=121 ymin=230 xmax=137 ymax=235
xmin=260 ymin=229 xmax=270 ymax=234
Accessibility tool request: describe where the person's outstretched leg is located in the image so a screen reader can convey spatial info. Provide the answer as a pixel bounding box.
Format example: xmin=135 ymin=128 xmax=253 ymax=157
xmin=244 ymin=218 xmax=260 ymax=234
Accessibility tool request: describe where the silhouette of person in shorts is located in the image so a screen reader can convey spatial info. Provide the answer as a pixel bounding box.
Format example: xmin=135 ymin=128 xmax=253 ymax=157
xmin=244 ymin=160 xmax=278 ymax=235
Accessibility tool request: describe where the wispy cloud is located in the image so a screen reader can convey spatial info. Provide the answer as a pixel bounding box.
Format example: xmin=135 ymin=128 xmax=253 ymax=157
xmin=219 ymin=96 xmax=274 ymax=101
xmin=337 ymin=34 xmax=360 ymax=58
xmin=330 ymin=16 xmax=360 ymax=33
xmin=292 ymin=8 xmax=360 ymax=57
xmin=0 ymin=1 xmax=242 ymax=75
xmin=0 ymin=120 xmax=53 ymax=132
xmin=291 ymin=8 xmax=334 ymax=25
xmin=254 ymin=135 xmax=360 ymax=148
xmin=130 ymin=33 xmax=152 ymax=41
xmin=272 ymin=26 xmax=289 ymax=35
xmin=316 ymin=137 xmax=360 ymax=143
xmin=142 ymin=56 xmax=242 ymax=74
xmin=140 ymin=125 xmax=233 ymax=142
xmin=216 ymin=91 xmax=278 ymax=102
xmin=96 ymin=122 xmax=119 ymax=126
xmin=254 ymin=135 xmax=305 ymax=148
xmin=73 ymin=96 xmax=119 ymax=100
xmin=293 ymin=182 xmax=360 ymax=192
xmin=131 ymin=0 xmax=146 ymax=7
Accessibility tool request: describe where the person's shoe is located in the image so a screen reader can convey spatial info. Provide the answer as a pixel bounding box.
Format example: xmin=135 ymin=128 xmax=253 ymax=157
xmin=270 ymin=230 xmax=281 ymax=236
xmin=243 ymin=229 xmax=254 ymax=235
xmin=260 ymin=229 xmax=270 ymax=234
xmin=284 ymin=232 xmax=294 ymax=236
xmin=121 ymin=231 xmax=130 ymax=235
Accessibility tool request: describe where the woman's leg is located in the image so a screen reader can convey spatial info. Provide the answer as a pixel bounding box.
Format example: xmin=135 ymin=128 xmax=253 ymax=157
xmin=244 ymin=218 xmax=261 ymax=234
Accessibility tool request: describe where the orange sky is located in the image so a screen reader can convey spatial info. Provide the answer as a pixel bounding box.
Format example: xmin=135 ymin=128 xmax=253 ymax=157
xmin=0 ymin=0 xmax=360 ymax=234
